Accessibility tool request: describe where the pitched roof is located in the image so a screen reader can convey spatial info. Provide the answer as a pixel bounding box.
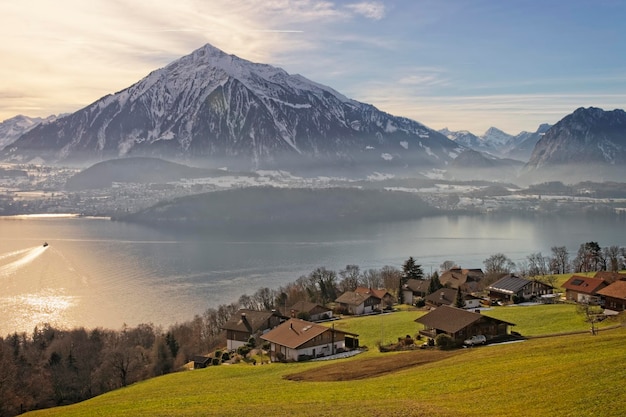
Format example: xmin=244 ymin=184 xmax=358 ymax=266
xmin=425 ymin=288 xmax=478 ymax=305
xmin=287 ymin=301 xmax=332 ymax=315
xmin=335 ymin=291 xmax=380 ymax=306
xmin=415 ymin=305 xmax=513 ymax=333
xmin=404 ymin=278 xmax=431 ymax=293
xmin=221 ymin=309 xmax=284 ymax=333
xmin=260 ymin=318 xmax=356 ymax=349
xmin=425 ymin=288 xmax=457 ymax=304
xmin=562 ymin=275 xmax=607 ymax=294
xmin=354 ymin=286 xmax=392 ymax=299
xmin=487 ymin=275 xmax=531 ymax=294
xmin=597 ymin=280 xmax=626 ymax=300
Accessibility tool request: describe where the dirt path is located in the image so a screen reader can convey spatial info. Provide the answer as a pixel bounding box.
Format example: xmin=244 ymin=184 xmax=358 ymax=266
xmin=284 ymin=349 xmax=465 ymax=382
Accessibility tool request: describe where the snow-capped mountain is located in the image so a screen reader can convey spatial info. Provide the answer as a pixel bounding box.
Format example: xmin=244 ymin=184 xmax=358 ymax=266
xmin=480 ymin=127 xmax=515 ymax=147
xmin=522 ymin=107 xmax=626 ymax=183
xmin=441 ymin=125 xmax=553 ymax=162
xmin=527 ymin=107 xmax=626 ymax=168
xmin=503 ymin=123 xmax=551 ymax=161
xmin=0 ymin=115 xmax=46 ymax=150
xmin=440 ymin=126 xmax=515 ymax=156
xmin=2 ymin=44 xmax=461 ymax=175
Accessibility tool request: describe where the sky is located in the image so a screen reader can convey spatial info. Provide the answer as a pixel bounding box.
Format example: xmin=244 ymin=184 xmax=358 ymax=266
xmin=1 ymin=0 xmax=626 ymax=135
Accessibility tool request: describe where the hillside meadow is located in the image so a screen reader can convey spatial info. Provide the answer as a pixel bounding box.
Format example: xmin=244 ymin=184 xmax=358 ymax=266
xmin=27 ymin=304 xmax=626 ymax=417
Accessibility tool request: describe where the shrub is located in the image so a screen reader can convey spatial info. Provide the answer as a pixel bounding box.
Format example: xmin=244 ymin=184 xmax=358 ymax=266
xmin=237 ymin=345 xmax=251 ymax=357
xmin=213 ymin=350 xmax=222 ymax=358
xmin=296 ymin=311 xmax=311 ymax=321
xmin=211 ymin=358 xmax=220 ymax=366
xmin=435 ymin=334 xmax=455 ymax=350
xmin=221 ymin=352 xmax=230 ymax=362
xmin=415 ymin=298 xmax=426 ymax=308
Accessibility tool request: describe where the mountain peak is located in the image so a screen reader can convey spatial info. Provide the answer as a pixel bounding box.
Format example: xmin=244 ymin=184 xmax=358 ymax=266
xmin=2 ymin=44 xmax=458 ymax=173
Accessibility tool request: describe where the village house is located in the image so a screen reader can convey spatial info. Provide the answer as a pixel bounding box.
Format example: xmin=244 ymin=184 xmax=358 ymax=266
xmin=424 ymin=288 xmax=482 ymax=309
xmin=402 ymin=278 xmax=431 ymax=305
xmin=597 ymin=280 xmax=626 ymax=312
xmin=222 ymin=309 xmax=287 ymax=351
xmin=562 ymin=275 xmax=608 ymax=304
xmin=439 ymin=267 xmax=485 ymax=292
xmin=261 ymin=318 xmax=359 ymax=362
xmin=354 ymin=286 xmax=395 ymax=309
xmin=415 ymin=305 xmax=514 ymax=344
xmin=284 ymin=301 xmax=333 ymax=322
xmin=487 ymin=274 xmax=553 ymax=303
xmin=335 ymin=291 xmax=381 ymax=315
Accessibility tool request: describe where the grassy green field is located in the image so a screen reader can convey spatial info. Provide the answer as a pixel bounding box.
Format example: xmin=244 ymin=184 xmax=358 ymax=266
xmin=27 ymin=305 xmax=626 ymax=417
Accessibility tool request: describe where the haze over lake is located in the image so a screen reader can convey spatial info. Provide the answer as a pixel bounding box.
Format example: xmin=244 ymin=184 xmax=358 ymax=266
xmin=1 ymin=214 xmax=624 ymax=335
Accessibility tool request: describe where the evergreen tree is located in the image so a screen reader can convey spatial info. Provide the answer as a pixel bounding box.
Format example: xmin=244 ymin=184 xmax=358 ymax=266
xmin=454 ymin=287 xmax=465 ymax=308
xmin=427 ymin=271 xmax=442 ymax=295
xmin=399 ymin=257 xmax=424 ymax=304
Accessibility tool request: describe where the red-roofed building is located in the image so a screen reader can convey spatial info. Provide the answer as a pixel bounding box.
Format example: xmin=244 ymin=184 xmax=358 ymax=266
xmin=261 ymin=318 xmax=359 ymax=362
xmin=562 ymin=275 xmax=608 ymax=304
xmin=597 ymin=280 xmax=626 ymax=312
xmin=354 ymin=286 xmax=395 ymax=309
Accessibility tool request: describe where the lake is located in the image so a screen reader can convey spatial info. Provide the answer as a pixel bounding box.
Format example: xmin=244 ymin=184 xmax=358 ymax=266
xmin=1 ymin=213 xmax=624 ymax=335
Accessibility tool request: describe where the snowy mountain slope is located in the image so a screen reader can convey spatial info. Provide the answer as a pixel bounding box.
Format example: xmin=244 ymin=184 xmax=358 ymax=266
xmin=0 ymin=115 xmax=47 ymax=150
xmin=520 ymin=107 xmax=626 ymax=183
xmin=503 ymin=123 xmax=551 ymax=161
xmin=2 ymin=44 xmax=462 ymax=174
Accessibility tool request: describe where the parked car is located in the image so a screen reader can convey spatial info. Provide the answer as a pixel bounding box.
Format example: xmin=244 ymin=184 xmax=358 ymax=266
xmin=463 ymin=334 xmax=486 ymax=346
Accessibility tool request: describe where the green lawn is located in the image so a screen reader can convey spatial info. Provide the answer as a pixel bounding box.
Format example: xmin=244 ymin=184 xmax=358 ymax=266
xmin=27 ymin=306 xmax=626 ymax=417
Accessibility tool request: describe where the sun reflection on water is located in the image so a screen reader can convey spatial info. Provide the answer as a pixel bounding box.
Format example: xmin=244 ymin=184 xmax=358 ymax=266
xmin=1 ymin=290 xmax=79 ymax=332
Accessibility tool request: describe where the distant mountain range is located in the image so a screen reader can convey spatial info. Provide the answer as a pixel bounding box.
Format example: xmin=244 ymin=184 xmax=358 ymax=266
xmin=439 ymin=124 xmax=551 ymax=161
xmin=0 ymin=43 xmax=461 ymax=176
xmin=1 ymin=43 xmax=625 ymax=184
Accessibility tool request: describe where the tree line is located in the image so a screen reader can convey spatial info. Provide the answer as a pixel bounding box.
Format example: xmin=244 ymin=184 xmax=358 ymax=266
xmin=1 ymin=241 xmax=624 ymax=416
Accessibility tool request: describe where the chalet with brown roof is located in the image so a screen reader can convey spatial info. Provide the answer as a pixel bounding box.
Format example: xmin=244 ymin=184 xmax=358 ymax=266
xmin=597 ymin=280 xmax=626 ymax=312
xmin=402 ymin=278 xmax=431 ymax=305
xmin=424 ymin=288 xmax=482 ymax=309
xmin=487 ymin=274 xmax=554 ymax=303
xmin=562 ymin=275 xmax=608 ymax=304
xmin=222 ymin=309 xmax=286 ymax=351
xmin=335 ymin=291 xmax=380 ymax=315
xmin=284 ymin=301 xmax=333 ymax=322
xmin=354 ymin=286 xmax=395 ymax=309
xmin=415 ymin=305 xmax=514 ymax=344
xmin=261 ymin=318 xmax=359 ymax=362
xmin=439 ymin=268 xmax=484 ymax=292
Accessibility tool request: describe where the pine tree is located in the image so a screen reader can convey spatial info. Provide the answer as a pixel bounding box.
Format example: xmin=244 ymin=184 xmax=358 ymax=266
xmin=399 ymin=257 xmax=424 ymax=304
xmin=454 ymin=287 xmax=465 ymax=308
xmin=427 ymin=271 xmax=442 ymax=295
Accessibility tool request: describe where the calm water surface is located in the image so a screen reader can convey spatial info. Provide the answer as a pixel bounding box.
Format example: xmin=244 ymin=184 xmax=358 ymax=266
xmin=1 ymin=214 xmax=624 ymax=335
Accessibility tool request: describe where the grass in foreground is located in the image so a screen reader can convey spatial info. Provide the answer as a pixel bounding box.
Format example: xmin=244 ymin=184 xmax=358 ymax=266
xmin=27 ymin=307 xmax=626 ymax=417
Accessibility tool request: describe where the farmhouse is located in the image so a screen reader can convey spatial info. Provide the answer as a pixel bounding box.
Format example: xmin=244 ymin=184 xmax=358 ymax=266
xmin=261 ymin=318 xmax=359 ymax=362
xmin=335 ymin=291 xmax=381 ymax=315
xmin=222 ymin=309 xmax=287 ymax=351
xmin=285 ymin=301 xmax=333 ymax=322
xmin=597 ymin=280 xmax=626 ymax=312
xmin=354 ymin=286 xmax=395 ymax=309
xmin=415 ymin=305 xmax=514 ymax=344
xmin=562 ymin=275 xmax=608 ymax=304
xmin=424 ymin=288 xmax=482 ymax=309
xmin=402 ymin=278 xmax=431 ymax=305
xmin=439 ymin=267 xmax=484 ymax=292
xmin=487 ymin=274 xmax=553 ymax=303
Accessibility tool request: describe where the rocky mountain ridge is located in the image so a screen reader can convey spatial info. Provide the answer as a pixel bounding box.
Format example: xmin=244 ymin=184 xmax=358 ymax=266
xmin=1 ymin=44 xmax=461 ymax=176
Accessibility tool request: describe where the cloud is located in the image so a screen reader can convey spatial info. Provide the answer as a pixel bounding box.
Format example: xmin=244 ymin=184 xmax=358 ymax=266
xmin=345 ymin=1 xmax=386 ymax=20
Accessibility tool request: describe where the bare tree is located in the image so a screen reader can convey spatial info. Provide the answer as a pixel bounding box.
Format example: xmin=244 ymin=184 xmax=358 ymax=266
xmin=339 ymin=264 xmax=362 ymax=292
xmin=550 ymin=246 xmax=570 ymax=274
xmin=604 ymin=246 xmax=621 ymax=272
xmin=439 ymin=260 xmax=456 ymax=272
xmin=577 ymin=302 xmax=604 ymax=335
xmin=483 ymin=253 xmax=516 ymax=276
xmin=527 ymin=252 xmax=549 ymax=277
